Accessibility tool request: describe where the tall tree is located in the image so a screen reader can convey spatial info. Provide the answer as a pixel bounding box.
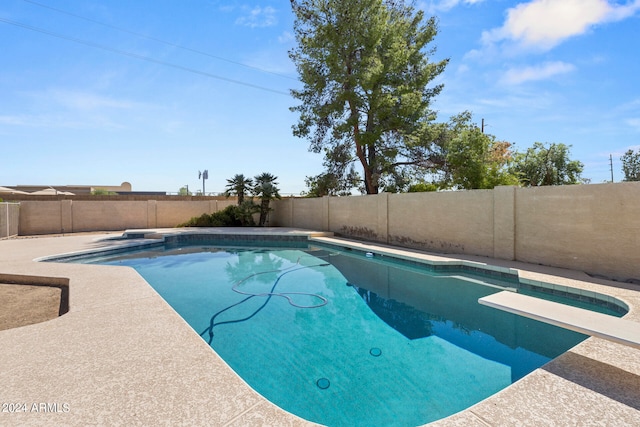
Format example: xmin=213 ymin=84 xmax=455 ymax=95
xmin=224 ymin=174 xmax=253 ymax=205
xmin=621 ymin=149 xmax=640 ymax=181
xmin=289 ymin=0 xmax=448 ymax=194
xmin=512 ymin=142 xmax=584 ymax=186
xmin=253 ymin=173 xmax=281 ymax=226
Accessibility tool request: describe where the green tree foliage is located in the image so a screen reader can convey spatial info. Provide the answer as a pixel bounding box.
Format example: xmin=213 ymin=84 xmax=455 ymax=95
xmin=407 ymin=181 xmax=437 ymax=192
xmin=410 ymin=112 xmax=517 ymax=190
xmin=252 ymin=172 xmax=281 ymax=226
xmin=224 ymin=174 xmax=253 ymax=205
xmin=290 ymin=0 xmax=448 ymax=194
xmin=304 ymin=143 xmax=361 ymax=196
xmin=440 ymin=113 xmax=519 ymax=190
xmin=237 ymin=200 xmax=261 ymax=225
xmin=512 ymin=142 xmax=584 ymax=186
xmin=621 ymin=149 xmax=640 ymax=181
xmin=223 ymin=173 xmax=261 ymax=225
xmin=178 ymin=186 xmax=191 ymax=196
xmin=304 ymin=173 xmax=341 ymax=197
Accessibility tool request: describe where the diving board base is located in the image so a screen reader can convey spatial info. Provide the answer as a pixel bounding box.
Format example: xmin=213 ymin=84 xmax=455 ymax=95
xmin=479 ymin=291 xmax=640 ymax=350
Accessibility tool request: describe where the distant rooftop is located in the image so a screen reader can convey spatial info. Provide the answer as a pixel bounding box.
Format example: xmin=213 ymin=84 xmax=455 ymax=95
xmin=1 ymin=182 xmax=136 ymax=196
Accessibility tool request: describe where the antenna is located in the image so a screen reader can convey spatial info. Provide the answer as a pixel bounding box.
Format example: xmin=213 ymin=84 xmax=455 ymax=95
xmin=199 ymin=170 xmax=209 ymax=194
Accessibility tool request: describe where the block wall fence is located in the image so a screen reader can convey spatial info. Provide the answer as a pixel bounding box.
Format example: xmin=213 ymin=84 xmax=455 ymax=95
xmin=271 ymin=182 xmax=640 ymax=282
xmin=11 ymin=182 xmax=640 ymax=282
xmin=0 ymin=202 xmax=20 ymax=239
xmin=17 ymin=199 xmax=237 ymax=236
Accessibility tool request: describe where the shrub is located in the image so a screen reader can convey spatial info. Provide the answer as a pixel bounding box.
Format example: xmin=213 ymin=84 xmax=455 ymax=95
xmin=178 ymin=204 xmax=257 ymax=227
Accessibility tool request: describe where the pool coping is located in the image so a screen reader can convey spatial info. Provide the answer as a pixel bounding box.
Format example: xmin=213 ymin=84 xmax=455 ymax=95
xmin=0 ymin=228 xmax=639 ymax=426
xmin=478 ymin=291 xmax=640 ymax=349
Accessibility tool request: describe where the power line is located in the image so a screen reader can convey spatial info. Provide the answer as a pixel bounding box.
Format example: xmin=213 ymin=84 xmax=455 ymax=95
xmin=0 ymin=17 xmax=290 ymax=96
xmin=21 ymin=0 xmax=297 ymax=81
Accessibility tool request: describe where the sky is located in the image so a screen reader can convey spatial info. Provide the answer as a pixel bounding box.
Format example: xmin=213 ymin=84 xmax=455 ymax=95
xmin=1 ymin=0 xmax=639 ymax=195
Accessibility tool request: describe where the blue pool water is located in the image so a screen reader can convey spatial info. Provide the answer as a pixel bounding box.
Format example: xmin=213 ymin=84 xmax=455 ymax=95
xmin=72 ymin=242 xmax=607 ymax=427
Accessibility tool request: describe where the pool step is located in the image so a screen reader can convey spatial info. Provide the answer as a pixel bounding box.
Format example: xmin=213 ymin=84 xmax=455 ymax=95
xmin=479 ymin=291 xmax=640 ymax=350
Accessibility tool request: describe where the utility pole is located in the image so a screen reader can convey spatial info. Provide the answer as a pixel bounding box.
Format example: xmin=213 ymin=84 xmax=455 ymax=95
xmin=609 ymin=154 xmax=614 ymax=183
xmin=481 ymin=118 xmax=485 ymax=133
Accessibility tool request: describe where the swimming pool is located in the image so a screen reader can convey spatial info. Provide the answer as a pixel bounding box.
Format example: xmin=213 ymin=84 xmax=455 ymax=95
xmin=63 ymin=238 xmax=625 ymax=427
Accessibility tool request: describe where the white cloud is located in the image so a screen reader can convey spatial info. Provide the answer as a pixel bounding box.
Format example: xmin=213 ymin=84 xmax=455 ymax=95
xmin=422 ymin=0 xmax=484 ymax=13
xmin=476 ymin=91 xmax=557 ymax=110
xmin=456 ymin=64 xmax=470 ymax=74
xmin=6 ymin=89 xmax=151 ymax=130
xmin=243 ymin=48 xmax=296 ymax=75
xmin=235 ymin=6 xmax=277 ymax=28
xmin=616 ymin=98 xmax=640 ymax=112
xmin=501 ymin=61 xmax=576 ymax=85
xmin=46 ymin=90 xmax=138 ymax=111
xmin=0 ymin=112 xmax=124 ymax=130
xmin=612 ymin=99 xmax=640 ymax=131
xmin=278 ymin=31 xmax=294 ymax=44
xmin=483 ymin=0 xmax=640 ymax=51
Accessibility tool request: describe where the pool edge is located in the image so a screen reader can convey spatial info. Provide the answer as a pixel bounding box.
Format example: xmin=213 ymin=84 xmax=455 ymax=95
xmin=1 ymin=228 xmax=639 ymax=426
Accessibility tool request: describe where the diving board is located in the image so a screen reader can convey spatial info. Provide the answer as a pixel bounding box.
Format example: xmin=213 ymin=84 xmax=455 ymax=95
xmin=479 ymin=291 xmax=640 ymax=350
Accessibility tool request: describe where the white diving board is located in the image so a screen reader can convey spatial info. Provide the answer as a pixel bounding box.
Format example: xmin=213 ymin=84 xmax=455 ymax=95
xmin=479 ymin=291 xmax=640 ymax=350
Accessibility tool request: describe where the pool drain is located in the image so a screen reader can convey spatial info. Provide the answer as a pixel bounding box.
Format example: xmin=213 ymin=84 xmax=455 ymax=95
xmin=370 ymin=347 xmax=382 ymax=357
xmin=316 ymin=378 xmax=330 ymax=389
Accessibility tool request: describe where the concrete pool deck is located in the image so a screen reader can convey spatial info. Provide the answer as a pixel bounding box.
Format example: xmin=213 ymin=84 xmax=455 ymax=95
xmin=1 ymin=228 xmax=639 ymax=426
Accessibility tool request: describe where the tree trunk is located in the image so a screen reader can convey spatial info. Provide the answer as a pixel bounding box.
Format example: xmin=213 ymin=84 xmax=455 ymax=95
xmin=259 ymin=199 xmax=269 ymax=226
xmin=349 ymin=100 xmax=378 ymax=194
xmin=355 ymin=142 xmax=377 ymax=194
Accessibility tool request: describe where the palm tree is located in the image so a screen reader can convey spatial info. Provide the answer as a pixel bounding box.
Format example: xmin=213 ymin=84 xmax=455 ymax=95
xmin=224 ymin=174 xmax=253 ymax=205
xmin=253 ymin=172 xmax=281 ymax=226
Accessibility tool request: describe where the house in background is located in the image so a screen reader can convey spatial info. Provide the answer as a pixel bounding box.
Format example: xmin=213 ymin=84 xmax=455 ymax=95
xmin=0 ymin=182 xmax=166 ymax=196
